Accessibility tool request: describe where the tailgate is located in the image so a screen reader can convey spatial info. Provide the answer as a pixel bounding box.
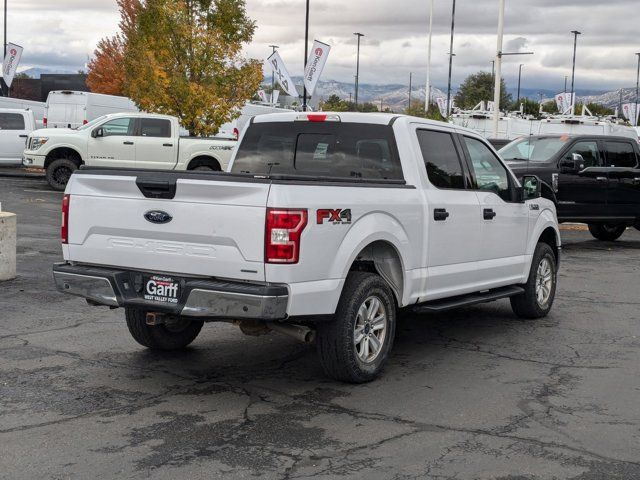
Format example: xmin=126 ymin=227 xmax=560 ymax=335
xmin=66 ymin=172 xmax=269 ymax=282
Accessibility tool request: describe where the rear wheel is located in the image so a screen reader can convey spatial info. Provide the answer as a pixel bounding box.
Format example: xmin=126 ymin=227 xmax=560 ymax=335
xmin=316 ymin=272 xmax=396 ymax=383
xmin=46 ymin=158 xmax=78 ymax=191
xmin=511 ymin=242 xmax=557 ymax=319
xmin=588 ymin=223 xmax=627 ymax=241
xmin=125 ymin=307 xmax=204 ymax=350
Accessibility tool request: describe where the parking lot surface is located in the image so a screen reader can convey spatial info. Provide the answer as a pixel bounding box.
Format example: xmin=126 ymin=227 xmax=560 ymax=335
xmin=1 ymin=176 xmax=639 ymax=480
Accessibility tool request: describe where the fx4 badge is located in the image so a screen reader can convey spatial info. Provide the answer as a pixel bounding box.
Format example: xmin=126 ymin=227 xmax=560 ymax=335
xmin=529 ymin=204 xmax=540 ymax=211
xmin=317 ymin=209 xmax=352 ymax=225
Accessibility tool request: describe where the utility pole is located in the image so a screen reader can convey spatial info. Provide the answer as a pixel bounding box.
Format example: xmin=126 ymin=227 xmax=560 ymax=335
xmin=269 ymin=45 xmax=278 ymax=105
xmin=425 ymin=0 xmax=434 ymax=113
xmin=408 ymin=72 xmax=413 ymax=110
xmin=490 ymin=60 xmax=495 ymax=83
xmin=570 ymin=30 xmax=581 ymax=115
xmin=635 ymin=53 xmax=640 ymax=126
xmin=564 ymin=75 xmax=568 ymax=93
xmin=445 ymin=0 xmax=457 ymax=118
xmin=302 ymin=0 xmax=310 ymax=111
xmin=2 ymin=0 xmax=6 ymax=97
xmin=517 ymin=64 xmax=524 ymax=105
xmin=492 ymin=0 xmax=505 ymax=137
xmin=354 ymin=32 xmax=364 ymax=109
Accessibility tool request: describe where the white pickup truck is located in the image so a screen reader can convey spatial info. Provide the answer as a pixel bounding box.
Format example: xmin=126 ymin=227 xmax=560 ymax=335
xmin=52 ymin=112 xmax=560 ymax=382
xmin=23 ymin=112 xmax=236 ymax=190
xmin=0 ymin=109 xmax=36 ymax=165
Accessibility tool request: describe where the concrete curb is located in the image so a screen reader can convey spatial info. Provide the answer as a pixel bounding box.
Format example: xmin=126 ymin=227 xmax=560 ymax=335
xmin=0 ymin=212 xmax=17 ymax=281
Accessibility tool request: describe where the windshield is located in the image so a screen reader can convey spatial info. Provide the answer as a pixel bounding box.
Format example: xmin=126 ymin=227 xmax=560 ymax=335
xmin=76 ymin=115 xmax=108 ymax=131
xmin=499 ymin=136 xmax=570 ymax=162
xmin=232 ymin=122 xmax=403 ymax=180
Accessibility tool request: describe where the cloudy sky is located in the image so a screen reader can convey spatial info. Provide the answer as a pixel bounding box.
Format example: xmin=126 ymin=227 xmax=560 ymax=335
xmin=13 ymin=0 xmax=640 ymax=92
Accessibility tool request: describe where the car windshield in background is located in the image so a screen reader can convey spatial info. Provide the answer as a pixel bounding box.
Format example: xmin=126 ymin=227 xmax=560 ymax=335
xmin=232 ymin=122 xmax=403 ymax=180
xmin=76 ymin=115 xmax=107 ymax=131
xmin=499 ymin=136 xmax=569 ymax=162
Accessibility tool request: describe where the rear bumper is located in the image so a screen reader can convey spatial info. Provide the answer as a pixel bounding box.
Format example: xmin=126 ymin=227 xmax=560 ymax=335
xmin=52 ymin=263 xmax=289 ymax=320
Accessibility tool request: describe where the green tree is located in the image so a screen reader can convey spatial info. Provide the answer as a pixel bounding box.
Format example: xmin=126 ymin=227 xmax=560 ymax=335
xmin=541 ymin=100 xmax=559 ymax=114
xmin=584 ymin=102 xmax=615 ymax=116
xmin=125 ymin=0 xmax=263 ymax=136
xmin=512 ymin=98 xmax=541 ymax=116
xmin=405 ymin=100 xmax=445 ymax=122
xmin=455 ymin=72 xmax=511 ymax=110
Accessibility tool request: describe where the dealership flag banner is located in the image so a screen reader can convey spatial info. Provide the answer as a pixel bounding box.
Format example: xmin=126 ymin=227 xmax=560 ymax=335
xmin=555 ymin=93 xmax=573 ymax=113
xmin=622 ymin=103 xmax=640 ymax=125
xmin=267 ymin=51 xmax=298 ymax=98
xmin=436 ymin=98 xmax=447 ymax=117
xmin=303 ymin=40 xmax=331 ymax=97
xmin=2 ymin=43 xmax=23 ymax=88
xmin=257 ymin=90 xmax=267 ymax=102
xmin=271 ymin=89 xmax=280 ymax=105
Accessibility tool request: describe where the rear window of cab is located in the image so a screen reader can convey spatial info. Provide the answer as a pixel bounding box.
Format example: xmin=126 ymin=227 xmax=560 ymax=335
xmin=232 ymin=122 xmax=403 ymax=180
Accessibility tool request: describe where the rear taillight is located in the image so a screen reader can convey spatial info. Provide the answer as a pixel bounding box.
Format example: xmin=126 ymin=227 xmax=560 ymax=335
xmin=265 ymin=208 xmax=307 ymax=264
xmin=83 ymin=119 xmax=88 ymax=125
xmin=61 ymin=194 xmax=70 ymax=244
xmin=233 ymin=127 xmax=239 ymax=140
xmin=43 ymin=117 xmax=47 ymax=127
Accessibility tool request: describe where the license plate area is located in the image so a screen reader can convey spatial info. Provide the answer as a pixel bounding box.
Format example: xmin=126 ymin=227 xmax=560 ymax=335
xmin=142 ymin=275 xmax=181 ymax=305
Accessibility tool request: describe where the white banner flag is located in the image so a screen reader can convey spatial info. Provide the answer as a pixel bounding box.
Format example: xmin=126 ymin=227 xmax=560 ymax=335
xmin=622 ymin=103 xmax=640 ymax=124
xmin=2 ymin=43 xmax=23 ymax=88
xmin=271 ymin=90 xmax=280 ymax=105
xmin=555 ymin=93 xmax=573 ymax=113
xmin=257 ymin=90 xmax=267 ymax=102
xmin=267 ymin=51 xmax=298 ymax=98
xmin=303 ymin=40 xmax=331 ymax=97
xmin=436 ymin=98 xmax=448 ymax=117
xmin=487 ymin=101 xmax=495 ymax=112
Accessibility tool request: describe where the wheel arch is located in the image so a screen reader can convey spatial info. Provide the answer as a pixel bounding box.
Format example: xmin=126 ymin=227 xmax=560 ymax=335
xmin=186 ymin=155 xmax=221 ymax=171
xmin=349 ymin=240 xmax=405 ymax=307
xmin=44 ymin=147 xmax=83 ymax=170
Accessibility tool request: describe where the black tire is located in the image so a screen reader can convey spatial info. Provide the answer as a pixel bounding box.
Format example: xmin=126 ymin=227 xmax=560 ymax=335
xmin=46 ymin=158 xmax=78 ymax=191
xmin=188 ymin=158 xmax=221 ymax=172
xmin=125 ymin=307 xmax=204 ymax=350
xmin=316 ymin=271 xmax=396 ymax=383
xmin=510 ymin=243 xmax=557 ymax=319
xmin=588 ymin=223 xmax=627 ymax=241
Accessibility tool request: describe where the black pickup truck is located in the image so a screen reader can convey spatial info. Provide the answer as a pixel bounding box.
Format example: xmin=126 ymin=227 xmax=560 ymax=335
xmin=500 ymin=134 xmax=640 ymax=241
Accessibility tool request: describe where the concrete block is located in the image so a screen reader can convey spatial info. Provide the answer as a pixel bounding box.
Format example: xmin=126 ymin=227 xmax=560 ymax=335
xmin=0 ymin=212 xmax=17 ymax=281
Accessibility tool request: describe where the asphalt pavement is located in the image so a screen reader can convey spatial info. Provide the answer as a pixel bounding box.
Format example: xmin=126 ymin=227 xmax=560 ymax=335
xmin=1 ymin=175 xmax=639 ymax=480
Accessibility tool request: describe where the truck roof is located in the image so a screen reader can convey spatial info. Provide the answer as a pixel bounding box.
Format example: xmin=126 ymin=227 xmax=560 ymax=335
xmin=523 ymin=134 xmax=640 ymax=141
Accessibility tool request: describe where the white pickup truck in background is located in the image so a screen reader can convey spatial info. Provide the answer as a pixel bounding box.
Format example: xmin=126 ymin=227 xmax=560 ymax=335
xmin=52 ymin=112 xmax=561 ymax=382
xmin=0 ymin=109 xmax=36 ymax=165
xmin=23 ymin=112 xmax=237 ymax=190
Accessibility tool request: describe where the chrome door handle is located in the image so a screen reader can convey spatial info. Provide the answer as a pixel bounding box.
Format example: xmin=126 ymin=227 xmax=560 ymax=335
xmin=596 ymin=177 xmax=607 ymax=182
xmin=633 ymin=177 xmax=640 ymax=184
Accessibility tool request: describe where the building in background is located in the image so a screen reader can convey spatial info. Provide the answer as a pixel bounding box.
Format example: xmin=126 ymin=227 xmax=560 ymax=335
xmin=10 ymin=73 xmax=89 ymax=102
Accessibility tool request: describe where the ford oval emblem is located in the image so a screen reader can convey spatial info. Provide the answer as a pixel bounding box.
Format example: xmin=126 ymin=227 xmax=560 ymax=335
xmin=144 ymin=210 xmax=173 ymax=224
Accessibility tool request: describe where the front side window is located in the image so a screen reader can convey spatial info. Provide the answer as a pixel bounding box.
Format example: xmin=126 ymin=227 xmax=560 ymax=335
xmin=417 ymin=130 xmax=465 ymax=189
xmin=499 ymin=136 xmax=570 ymax=162
xmin=139 ymin=118 xmax=171 ymax=138
xmin=101 ymin=118 xmax=133 ymax=137
xmin=464 ymin=136 xmax=511 ymax=201
xmin=564 ymin=141 xmax=601 ymax=168
xmin=0 ymin=113 xmax=25 ymax=130
xmin=232 ymin=122 xmax=403 ymax=180
xmin=605 ymin=141 xmax=637 ymax=168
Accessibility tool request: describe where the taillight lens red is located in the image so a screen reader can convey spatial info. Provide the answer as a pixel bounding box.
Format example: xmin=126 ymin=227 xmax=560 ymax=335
xmin=83 ymin=119 xmax=88 ymax=125
xmin=61 ymin=194 xmax=70 ymax=244
xmin=265 ymin=208 xmax=307 ymax=264
xmin=43 ymin=117 xmax=47 ymax=126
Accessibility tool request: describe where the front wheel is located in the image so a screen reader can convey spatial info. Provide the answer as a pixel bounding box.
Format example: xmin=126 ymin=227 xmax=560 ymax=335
xmin=588 ymin=223 xmax=626 ymax=241
xmin=316 ymin=271 xmax=396 ymax=383
xmin=511 ymin=243 xmax=557 ymax=319
xmin=125 ymin=307 xmax=204 ymax=350
xmin=46 ymin=158 xmax=78 ymax=191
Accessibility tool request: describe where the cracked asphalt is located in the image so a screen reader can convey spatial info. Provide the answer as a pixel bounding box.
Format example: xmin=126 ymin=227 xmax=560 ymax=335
xmin=1 ymin=175 xmax=639 ymax=480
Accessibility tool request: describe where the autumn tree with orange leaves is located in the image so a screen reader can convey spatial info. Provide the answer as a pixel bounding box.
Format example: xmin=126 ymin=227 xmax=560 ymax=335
xmin=87 ymin=0 xmax=140 ymax=96
xmin=88 ymin=0 xmax=262 ymax=136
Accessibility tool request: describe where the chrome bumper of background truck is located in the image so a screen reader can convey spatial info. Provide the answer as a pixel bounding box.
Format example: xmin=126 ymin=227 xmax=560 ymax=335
xmin=52 ymin=263 xmax=288 ymax=320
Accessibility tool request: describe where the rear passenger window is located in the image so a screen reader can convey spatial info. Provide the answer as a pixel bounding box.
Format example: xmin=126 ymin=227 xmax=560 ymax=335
xmin=463 ymin=137 xmax=511 ymax=201
xmin=606 ymin=142 xmax=637 ymax=168
xmin=416 ymin=130 xmax=465 ymax=189
xmin=139 ymin=118 xmax=171 ymax=138
xmin=0 ymin=113 xmax=25 ymax=130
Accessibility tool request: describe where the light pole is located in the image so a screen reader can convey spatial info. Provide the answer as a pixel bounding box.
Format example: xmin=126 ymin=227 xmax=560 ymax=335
xmin=302 ymin=0 xmax=310 ymax=111
xmin=635 ymin=52 xmax=640 ymax=126
xmin=269 ymin=44 xmax=278 ymax=105
xmin=408 ymin=72 xmax=413 ymax=110
xmin=425 ymin=0 xmax=434 ymax=113
xmin=517 ymin=64 xmax=524 ymax=105
xmin=445 ymin=0 xmax=457 ymax=118
xmin=354 ymin=32 xmax=364 ymax=109
xmin=570 ymin=30 xmax=581 ymax=115
xmin=490 ymin=60 xmax=495 ymax=82
xmin=564 ymin=75 xmax=568 ymax=93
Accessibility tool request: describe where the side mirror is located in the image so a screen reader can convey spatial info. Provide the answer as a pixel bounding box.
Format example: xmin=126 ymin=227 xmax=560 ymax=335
xmin=91 ymin=127 xmax=104 ymax=138
xmin=520 ymin=175 xmax=542 ymax=201
xmin=558 ymin=154 xmax=582 ymax=173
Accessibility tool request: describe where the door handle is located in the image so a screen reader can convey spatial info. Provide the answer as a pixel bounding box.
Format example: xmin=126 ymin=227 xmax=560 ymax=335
xmin=123 ymin=141 xmax=134 ymax=145
xmin=483 ymin=208 xmax=497 ymax=220
xmin=633 ymin=177 xmax=640 ymax=184
xmin=18 ymin=134 xmax=28 ymax=138
xmin=163 ymin=143 xmax=174 ymax=147
xmin=596 ymin=176 xmax=607 ymax=182
xmin=434 ymin=208 xmax=449 ymax=221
